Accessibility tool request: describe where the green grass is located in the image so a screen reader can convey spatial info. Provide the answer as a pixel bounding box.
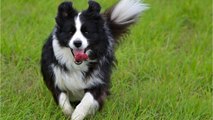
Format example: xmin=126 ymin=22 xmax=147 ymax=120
xmin=1 ymin=0 xmax=212 ymax=119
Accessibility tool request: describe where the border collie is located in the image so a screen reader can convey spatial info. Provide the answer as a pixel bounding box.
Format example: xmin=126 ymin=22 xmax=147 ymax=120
xmin=41 ymin=0 xmax=148 ymax=119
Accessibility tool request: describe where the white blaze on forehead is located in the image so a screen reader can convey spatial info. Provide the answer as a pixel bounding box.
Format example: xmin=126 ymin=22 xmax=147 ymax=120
xmin=75 ymin=13 xmax=82 ymax=31
xmin=69 ymin=13 xmax=88 ymax=49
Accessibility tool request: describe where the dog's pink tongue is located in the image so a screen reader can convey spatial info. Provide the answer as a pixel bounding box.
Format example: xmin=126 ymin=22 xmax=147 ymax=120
xmin=73 ymin=50 xmax=88 ymax=61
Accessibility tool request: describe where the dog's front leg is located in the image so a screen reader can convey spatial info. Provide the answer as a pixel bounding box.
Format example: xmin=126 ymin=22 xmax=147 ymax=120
xmin=71 ymin=92 xmax=99 ymax=120
xmin=58 ymin=92 xmax=74 ymax=116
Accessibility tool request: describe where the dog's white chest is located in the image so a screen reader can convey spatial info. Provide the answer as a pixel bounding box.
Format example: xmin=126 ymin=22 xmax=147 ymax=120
xmin=52 ymin=66 xmax=87 ymax=91
xmin=52 ymin=65 xmax=103 ymax=101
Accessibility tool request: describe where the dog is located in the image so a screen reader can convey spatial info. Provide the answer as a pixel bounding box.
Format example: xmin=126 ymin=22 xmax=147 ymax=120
xmin=41 ymin=0 xmax=148 ymax=119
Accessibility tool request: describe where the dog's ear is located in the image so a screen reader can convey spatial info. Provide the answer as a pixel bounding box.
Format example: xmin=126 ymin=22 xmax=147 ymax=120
xmin=87 ymin=1 xmax=101 ymax=13
xmin=55 ymin=2 xmax=77 ymax=27
xmin=84 ymin=0 xmax=101 ymax=18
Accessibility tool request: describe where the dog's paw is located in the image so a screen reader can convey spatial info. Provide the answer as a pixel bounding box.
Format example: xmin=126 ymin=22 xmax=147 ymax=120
xmin=71 ymin=110 xmax=85 ymax=120
xmin=59 ymin=93 xmax=74 ymax=116
xmin=62 ymin=103 xmax=74 ymax=116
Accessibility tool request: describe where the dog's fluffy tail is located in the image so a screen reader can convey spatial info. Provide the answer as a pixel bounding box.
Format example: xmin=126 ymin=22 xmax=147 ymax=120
xmin=104 ymin=0 xmax=148 ymax=40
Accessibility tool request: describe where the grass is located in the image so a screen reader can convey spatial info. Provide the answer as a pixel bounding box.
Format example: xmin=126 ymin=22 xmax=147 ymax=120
xmin=1 ymin=0 xmax=212 ymax=119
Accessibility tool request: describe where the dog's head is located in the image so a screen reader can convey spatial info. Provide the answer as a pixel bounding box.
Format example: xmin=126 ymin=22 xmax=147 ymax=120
xmin=55 ymin=1 xmax=110 ymax=65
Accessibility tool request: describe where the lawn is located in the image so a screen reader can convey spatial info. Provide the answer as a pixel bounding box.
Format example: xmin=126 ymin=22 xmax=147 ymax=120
xmin=1 ymin=0 xmax=212 ymax=120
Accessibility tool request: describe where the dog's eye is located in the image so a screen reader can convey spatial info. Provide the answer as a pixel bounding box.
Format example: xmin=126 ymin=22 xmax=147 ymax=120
xmin=83 ymin=30 xmax=88 ymax=34
xmin=81 ymin=26 xmax=89 ymax=35
xmin=82 ymin=29 xmax=88 ymax=34
xmin=69 ymin=31 xmax=74 ymax=34
xmin=69 ymin=28 xmax=76 ymax=35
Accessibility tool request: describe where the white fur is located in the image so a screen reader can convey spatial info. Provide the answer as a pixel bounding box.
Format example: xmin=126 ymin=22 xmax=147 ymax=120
xmin=52 ymin=33 xmax=103 ymax=101
xmin=71 ymin=92 xmax=99 ymax=120
xmin=111 ymin=0 xmax=149 ymax=24
xmin=59 ymin=93 xmax=73 ymax=116
xmin=52 ymin=65 xmax=103 ymax=94
xmin=69 ymin=13 xmax=88 ymax=50
xmin=52 ymin=65 xmax=86 ymax=92
xmin=52 ymin=38 xmax=88 ymax=71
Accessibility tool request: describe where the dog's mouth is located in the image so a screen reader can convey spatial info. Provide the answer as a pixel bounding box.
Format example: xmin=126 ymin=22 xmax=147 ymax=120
xmin=71 ymin=49 xmax=89 ymax=65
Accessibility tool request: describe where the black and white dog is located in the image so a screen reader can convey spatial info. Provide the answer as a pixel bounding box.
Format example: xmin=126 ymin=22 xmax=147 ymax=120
xmin=41 ymin=0 xmax=148 ymax=119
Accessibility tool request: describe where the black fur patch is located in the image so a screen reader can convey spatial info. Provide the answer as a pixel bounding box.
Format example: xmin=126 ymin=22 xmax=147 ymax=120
xmin=55 ymin=2 xmax=78 ymax=47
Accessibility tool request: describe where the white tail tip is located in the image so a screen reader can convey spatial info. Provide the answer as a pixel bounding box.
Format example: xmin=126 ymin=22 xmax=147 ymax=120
xmin=111 ymin=0 xmax=149 ymax=24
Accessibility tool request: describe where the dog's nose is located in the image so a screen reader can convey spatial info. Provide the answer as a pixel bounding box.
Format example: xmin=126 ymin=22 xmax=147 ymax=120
xmin=73 ymin=40 xmax=82 ymax=48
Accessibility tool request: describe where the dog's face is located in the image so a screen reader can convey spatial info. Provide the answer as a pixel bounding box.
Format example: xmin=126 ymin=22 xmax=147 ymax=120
xmin=55 ymin=1 xmax=109 ymax=65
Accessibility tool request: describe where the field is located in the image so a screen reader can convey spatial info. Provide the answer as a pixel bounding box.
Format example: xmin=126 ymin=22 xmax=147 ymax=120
xmin=1 ymin=0 xmax=212 ymax=119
